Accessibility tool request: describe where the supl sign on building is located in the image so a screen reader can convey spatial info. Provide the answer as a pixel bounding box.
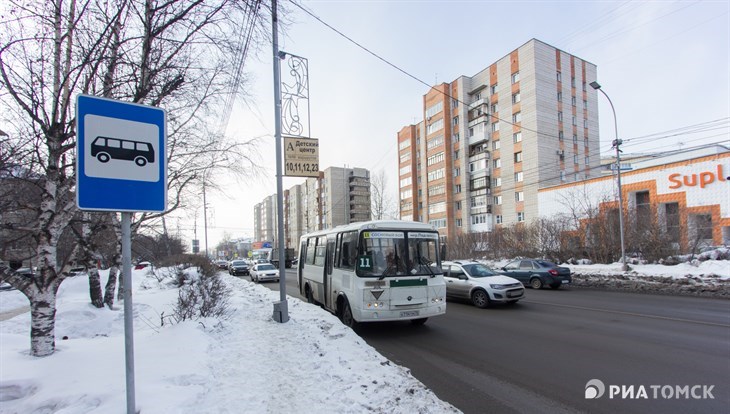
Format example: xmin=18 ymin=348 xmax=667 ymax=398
xmin=76 ymin=95 xmax=167 ymax=212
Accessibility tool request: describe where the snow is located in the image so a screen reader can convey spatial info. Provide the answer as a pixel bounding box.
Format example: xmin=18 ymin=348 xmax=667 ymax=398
xmin=0 ymin=269 xmax=458 ymax=414
xmin=1 ymin=258 xmax=727 ymax=413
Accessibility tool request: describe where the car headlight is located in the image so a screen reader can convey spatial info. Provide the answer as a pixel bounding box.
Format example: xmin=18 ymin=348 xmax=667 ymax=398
xmin=490 ymin=284 xmax=507 ymax=289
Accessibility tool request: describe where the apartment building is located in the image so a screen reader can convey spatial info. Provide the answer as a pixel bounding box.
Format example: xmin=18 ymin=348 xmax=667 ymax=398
xmin=254 ymin=166 xmax=372 ymax=249
xmin=398 ymin=39 xmax=600 ymax=242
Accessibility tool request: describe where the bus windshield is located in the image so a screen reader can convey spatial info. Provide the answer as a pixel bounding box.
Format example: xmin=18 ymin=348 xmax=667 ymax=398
xmin=358 ymin=230 xmax=441 ymax=277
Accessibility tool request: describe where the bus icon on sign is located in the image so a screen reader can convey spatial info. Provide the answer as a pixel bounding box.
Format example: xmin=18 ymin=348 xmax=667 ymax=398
xmin=91 ymin=136 xmax=155 ymax=167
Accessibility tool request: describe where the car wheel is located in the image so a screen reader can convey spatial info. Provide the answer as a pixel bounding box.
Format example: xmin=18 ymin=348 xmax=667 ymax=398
xmin=340 ymin=300 xmax=357 ymax=328
xmin=471 ymin=289 xmax=490 ymax=308
xmin=530 ymin=277 xmax=543 ymax=289
xmin=410 ymin=317 xmax=428 ymax=325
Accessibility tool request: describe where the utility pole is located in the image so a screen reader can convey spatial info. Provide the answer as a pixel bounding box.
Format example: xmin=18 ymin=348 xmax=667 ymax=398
xmin=203 ymin=181 xmax=209 ymax=260
xmin=271 ymin=0 xmax=289 ymax=323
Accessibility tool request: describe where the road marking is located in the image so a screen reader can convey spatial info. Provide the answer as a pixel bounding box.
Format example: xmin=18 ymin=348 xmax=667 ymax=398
xmin=522 ymin=300 xmax=730 ymax=328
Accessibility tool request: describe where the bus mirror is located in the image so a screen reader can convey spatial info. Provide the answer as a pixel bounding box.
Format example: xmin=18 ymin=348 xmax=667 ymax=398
xmin=356 ymin=255 xmax=374 ymax=272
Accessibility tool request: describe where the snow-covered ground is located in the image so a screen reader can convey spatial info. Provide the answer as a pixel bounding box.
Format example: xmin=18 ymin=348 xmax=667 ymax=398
xmin=0 ymin=268 xmax=458 ymax=414
xmin=1 ymin=258 xmax=727 ymax=413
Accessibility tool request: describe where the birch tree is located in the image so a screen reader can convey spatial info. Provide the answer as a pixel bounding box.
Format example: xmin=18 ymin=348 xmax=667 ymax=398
xmin=0 ymin=0 xmax=272 ymax=356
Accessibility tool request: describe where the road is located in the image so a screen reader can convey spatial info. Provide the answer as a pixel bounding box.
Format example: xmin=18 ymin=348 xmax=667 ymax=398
xmin=259 ymin=269 xmax=730 ymax=414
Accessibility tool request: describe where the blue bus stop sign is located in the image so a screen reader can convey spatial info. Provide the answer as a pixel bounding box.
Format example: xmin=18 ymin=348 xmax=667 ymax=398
xmin=76 ymin=95 xmax=167 ymax=212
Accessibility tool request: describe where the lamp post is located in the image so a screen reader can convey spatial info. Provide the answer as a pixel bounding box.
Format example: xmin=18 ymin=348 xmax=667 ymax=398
xmin=590 ymin=81 xmax=628 ymax=272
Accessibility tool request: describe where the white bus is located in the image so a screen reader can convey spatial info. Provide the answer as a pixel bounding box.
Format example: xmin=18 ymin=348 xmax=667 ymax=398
xmin=297 ymin=220 xmax=446 ymax=327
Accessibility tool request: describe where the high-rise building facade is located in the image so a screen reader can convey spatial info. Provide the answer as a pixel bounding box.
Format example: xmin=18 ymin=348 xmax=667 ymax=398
xmin=398 ymin=39 xmax=600 ymax=242
xmin=254 ymin=166 xmax=372 ymax=249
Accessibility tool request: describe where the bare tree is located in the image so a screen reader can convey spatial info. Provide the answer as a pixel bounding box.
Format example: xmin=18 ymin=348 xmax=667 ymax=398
xmin=370 ymin=169 xmax=398 ymax=220
xmin=0 ymin=0 xmax=272 ymax=356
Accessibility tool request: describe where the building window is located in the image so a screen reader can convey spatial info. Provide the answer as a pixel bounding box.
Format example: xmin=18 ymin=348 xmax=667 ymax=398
xmin=664 ymin=202 xmax=680 ymax=241
xmin=427 ymin=168 xmax=445 ymax=182
xmin=572 ymin=116 xmax=577 ymax=126
xmin=583 ymin=99 xmax=588 ymax=109
xmin=512 ymin=92 xmax=521 ymax=104
xmin=428 ymin=201 xmax=446 ymax=214
xmin=471 ymin=214 xmax=488 ymax=225
xmin=514 ymin=151 xmax=522 ymax=163
xmin=513 ymin=132 xmax=522 ymax=143
xmin=573 ymin=134 xmax=578 ymax=144
xmin=491 ymin=83 xmax=498 ymax=94
xmin=493 ymin=158 xmax=501 ymax=168
xmin=427 ymin=135 xmax=444 ymax=150
xmin=456 ymin=218 xmax=462 ymax=227
xmin=451 ymin=98 xmax=459 ymax=108
xmin=427 ymin=151 xmax=445 ymax=166
xmin=453 ymin=132 xmax=460 ymax=142
xmin=426 ymin=101 xmax=443 ymax=118
xmin=573 ymin=155 xmax=579 ymax=164
xmin=399 ymin=166 xmax=410 ymax=175
xmin=584 ymin=119 xmax=588 ymax=128
xmin=493 ymin=177 xmax=502 ymax=187
xmin=557 ymin=91 xmax=562 ymax=101
xmin=557 ymin=72 xmax=562 ymax=82
xmin=400 ymin=177 xmax=412 ymax=187
xmin=515 ymin=191 xmax=524 ymax=202
xmin=512 ymin=112 xmax=522 ymax=123
xmin=496 ymin=215 xmax=503 ymax=224
xmin=560 ymin=170 xmax=566 ymax=181
xmin=558 ymin=111 xmax=563 ymax=122
xmin=454 ymin=167 xmax=460 ymax=177
xmin=511 ymin=71 xmax=520 ymax=84
xmin=427 ymin=184 xmax=445 ymax=197
xmin=494 ymin=195 xmax=502 ymax=205
xmin=429 ymin=219 xmax=447 ymax=229
xmin=515 ymin=171 xmax=523 ymax=182
xmin=571 ymin=77 xmax=576 ymax=87
xmin=491 ymin=103 xmax=498 ymax=113
xmin=559 ymin=131 xmax=564 ymax=141
xmin=493 ymin=140 xmax=500 ymax=150
xmin=455 ymin=201 xmax=462 ymax=210
xmin=571 ymin=96 xmax=576 ymax=106
xmin=452 ymin=116 xmax=459 ymax=126
xmin=426 ymin=119 xmax=444 ymax=135
xmin=455 ymin=184 xmax=462 ymax=193
xmin=399 ymin=140 xmax=410 ymax=150
xmin=453 ymin=150 xmax=459 ymax=159
xmin=492 ymin=122 xmax=500 ymax=132
xmin=584 ymin=136 xmax=589 ymax=146
xmin=585 ymin=155 xmax=590 ymax=165
xmin=517 ymin=212 xmax=525 ymax=222
xmin=399 ymin=152 xmax=411 ymax=163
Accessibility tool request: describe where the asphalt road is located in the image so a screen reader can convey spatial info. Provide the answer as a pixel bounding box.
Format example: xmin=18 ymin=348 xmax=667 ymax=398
xmin=260 ymin=269 xmax=730 ymax=414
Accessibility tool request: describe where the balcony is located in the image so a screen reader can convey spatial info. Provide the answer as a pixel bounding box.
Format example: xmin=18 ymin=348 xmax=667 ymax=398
xmin=468 ymin=98 xmax=489 ymax=110
xmin=350 ymin=178 xmax=369 ymax=187
xmin=467 ymin=129 xmax=489 ymax=146
xmin=467 ymin=113 xmax=489 ymax=128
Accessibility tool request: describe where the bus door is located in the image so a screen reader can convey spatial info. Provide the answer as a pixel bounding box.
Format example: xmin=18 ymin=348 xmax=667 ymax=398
xmin=325 ymin=238 xmax=335 ymax=309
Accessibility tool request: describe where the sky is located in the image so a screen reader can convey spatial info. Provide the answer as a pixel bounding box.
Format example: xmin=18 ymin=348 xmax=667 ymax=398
xmin=1 ymin=258 xmax=728 ymax=413
xmin=183 ymin=0 xmax=730 ymax=251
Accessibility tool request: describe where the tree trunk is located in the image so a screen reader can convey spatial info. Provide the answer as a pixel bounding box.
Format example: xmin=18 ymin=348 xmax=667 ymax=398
xmin=29 ymin=282 xmax=61 ymax=357
xmin=104 ymin=266 xmax=118 ymax=308
xmin=117 ymin=268 xmax=124 ymax=301
xmin=88 ymin=268 xmax=104 ymax=308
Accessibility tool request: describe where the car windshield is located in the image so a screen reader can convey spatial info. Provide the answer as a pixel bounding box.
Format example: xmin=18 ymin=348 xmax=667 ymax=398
xmin=257 ymin=264 xmax=275 ymax=271
xmin=462 ymin=263 xmax=499 ymax=277
xmin=231 ymin=261 xmax=246 ymax=266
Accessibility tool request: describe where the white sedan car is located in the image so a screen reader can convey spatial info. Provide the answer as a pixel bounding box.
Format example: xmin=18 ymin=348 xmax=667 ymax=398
xmin=250 ymin=263 xmax=279 ymax=283
xmin=442 ymin=260 xmax=525 ymax=308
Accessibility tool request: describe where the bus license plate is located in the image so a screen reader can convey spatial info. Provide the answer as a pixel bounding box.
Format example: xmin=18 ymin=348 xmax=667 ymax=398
xmin=400 ymin=310 xmax=419 ymax=318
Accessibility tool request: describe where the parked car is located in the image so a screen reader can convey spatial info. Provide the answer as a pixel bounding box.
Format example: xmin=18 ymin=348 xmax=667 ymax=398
xmin=228 ymin=260 xmax=250 ymax=276
xmin=443 ymin=260 xmax=525 ymax=308
xmin=134 ymin=261 xmax=151 ymax=270
xmin=214 ymin=259 xmax=229 ymax=270
xmin=250 ymin=263 xmax=279 ymax=283
xmin=500 ymin=259 xmax=572 ymax=289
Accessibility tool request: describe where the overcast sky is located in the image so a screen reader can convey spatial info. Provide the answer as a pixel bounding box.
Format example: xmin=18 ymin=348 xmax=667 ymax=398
xmin=187 ymin=0 xmax=730 ymax=253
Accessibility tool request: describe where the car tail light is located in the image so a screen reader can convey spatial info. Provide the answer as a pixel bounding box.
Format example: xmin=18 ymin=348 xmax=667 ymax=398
xmin=548 ymin=269 xmax=558 ymax=276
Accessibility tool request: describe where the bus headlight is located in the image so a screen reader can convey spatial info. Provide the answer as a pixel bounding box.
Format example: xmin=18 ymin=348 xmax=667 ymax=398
xmin=431 ymin=297 xmax=444 ymax=303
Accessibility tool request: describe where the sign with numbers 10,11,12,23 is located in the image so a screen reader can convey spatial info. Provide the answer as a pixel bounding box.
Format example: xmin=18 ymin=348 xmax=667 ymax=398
xmin=284 ymin=137 xmax=319 ymax=178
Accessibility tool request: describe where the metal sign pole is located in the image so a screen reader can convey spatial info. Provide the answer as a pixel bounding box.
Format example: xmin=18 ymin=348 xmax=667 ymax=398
xmin=121 ymin=212 xmax=136 ymax=413
xmin=271 ymin=0 xmax=289 ymax=323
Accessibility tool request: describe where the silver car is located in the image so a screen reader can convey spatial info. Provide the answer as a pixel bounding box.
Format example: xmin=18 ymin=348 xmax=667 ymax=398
xmin=442 ymin=260 xmax=525 ymax=308
xmin=250 ymin=263 xmax=279 ymax=283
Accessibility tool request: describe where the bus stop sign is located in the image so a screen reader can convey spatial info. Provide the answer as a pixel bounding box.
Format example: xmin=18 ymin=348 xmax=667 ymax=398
xmin=76 ymin=95 xmax=167 ymax=212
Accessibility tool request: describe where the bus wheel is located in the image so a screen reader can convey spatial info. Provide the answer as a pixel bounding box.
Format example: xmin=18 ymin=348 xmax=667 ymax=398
xmin=97 ymin=153 xmax=110 ymax=163
xmin=410 ymin=318 xmax=428 ymax=326
xmin=305 ymin=287 xmax=315 ymax=304
xmin=134 ymin=156 xmax=147 ymax=167
xmin=340 ymin=300 xmax=357 ymax=329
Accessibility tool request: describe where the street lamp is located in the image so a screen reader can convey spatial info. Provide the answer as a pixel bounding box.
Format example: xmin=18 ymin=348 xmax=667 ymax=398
xmin=590 ymin=81 xmax=628 ymax=272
